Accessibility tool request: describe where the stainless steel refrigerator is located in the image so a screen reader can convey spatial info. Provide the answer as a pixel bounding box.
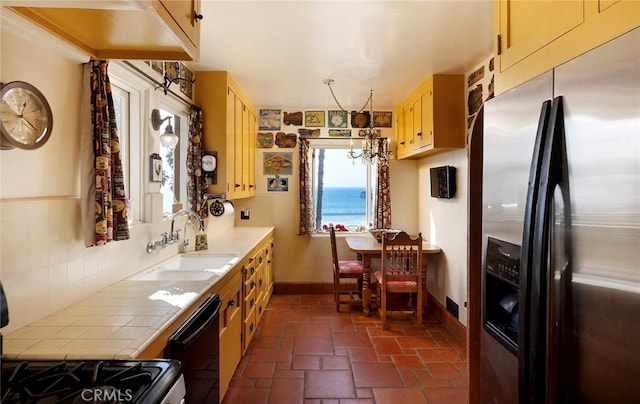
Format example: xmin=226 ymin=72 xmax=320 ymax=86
xmin=480 ymin=27 xmax=640 ymax=403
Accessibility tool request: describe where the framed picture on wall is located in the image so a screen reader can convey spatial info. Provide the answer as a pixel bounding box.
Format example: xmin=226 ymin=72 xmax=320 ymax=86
xmin=305 ymin=111 xmax=325 ymax=127
xmin=150 ymin=153 xmax=162 ymax=182
xmin=267 ymin=177 xmax=288 ymax=192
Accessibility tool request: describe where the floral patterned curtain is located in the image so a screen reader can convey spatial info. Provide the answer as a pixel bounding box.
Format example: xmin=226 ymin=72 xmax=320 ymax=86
xmin=298 ymin=138 xmax=313 ymax=235
xmin=374 ymin=138 xmax=392 ymax=229
xmin=90 ymin=60 xmax=130 ymax=244
xmin=186 ymin=105 xmax=208 ymax=218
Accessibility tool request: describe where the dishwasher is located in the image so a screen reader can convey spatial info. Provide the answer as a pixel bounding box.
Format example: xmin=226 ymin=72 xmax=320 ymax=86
xmin=165 ymin=293 xmax=221 ymax=403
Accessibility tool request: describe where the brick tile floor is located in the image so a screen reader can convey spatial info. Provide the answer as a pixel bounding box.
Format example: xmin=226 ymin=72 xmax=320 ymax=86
xmin=222 ymin=294 xmax=468 ymax=404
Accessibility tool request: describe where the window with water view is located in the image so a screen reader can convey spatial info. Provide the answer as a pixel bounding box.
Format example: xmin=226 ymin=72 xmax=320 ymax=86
xmin=312 ymin=147 xmax=374 ymax=232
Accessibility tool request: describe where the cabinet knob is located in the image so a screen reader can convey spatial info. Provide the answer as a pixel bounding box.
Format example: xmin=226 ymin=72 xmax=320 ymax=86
xmin=417 ymin=132 xmax=422 ymax=137
xmin=228 ymin=299 xmax=235 ymax=307
xmin=250 ymin=281 xmax=255 ymax=289
xmin=400 ymin=141 xmax=405 ymax=145
xmin=259 ymin=279 xmax=263 ymax=287
xmin=194 ymin=12 xmax=204 ymax=21
xmin=235 ymin=184 xmax=241 ymax=188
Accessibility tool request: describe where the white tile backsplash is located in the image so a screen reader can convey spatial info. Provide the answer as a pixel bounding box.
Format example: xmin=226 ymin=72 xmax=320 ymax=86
xmin=0 ymin=197 xmax=188 ymax=334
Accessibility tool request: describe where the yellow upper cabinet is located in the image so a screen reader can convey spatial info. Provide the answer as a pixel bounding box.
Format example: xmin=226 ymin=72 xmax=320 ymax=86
xmin=195 ymin=71 xmax=257 ymax=200
xmin=395 ymin=75 xmax=465 ymax=160
xmin=495 ymin=0 xmax=640 ymax=94
xmin=5 ymin=0 xmax=202 ymax=61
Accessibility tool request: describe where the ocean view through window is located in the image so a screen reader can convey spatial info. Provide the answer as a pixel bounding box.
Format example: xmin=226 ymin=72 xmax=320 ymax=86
xmin=312 ymin=147 xmax=374 ymax=232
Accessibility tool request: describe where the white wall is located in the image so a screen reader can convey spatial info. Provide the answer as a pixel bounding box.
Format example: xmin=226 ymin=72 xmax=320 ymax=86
xmin=418 ymin=150 xmax=469 ymax=325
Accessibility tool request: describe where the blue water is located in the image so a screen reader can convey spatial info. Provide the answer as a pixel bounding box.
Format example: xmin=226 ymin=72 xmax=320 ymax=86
xmin=316 ymin=187 xmax=367 ymax=229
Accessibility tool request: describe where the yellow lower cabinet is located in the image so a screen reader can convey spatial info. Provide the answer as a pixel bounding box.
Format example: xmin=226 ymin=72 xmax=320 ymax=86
xmin=218 ymin=271 xmax=242 ymax=402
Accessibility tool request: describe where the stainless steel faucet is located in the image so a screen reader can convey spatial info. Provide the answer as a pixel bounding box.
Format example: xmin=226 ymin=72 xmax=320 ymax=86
xmin=170 ymin=209 xmax=204 ymax=253
xmin=146 ymin=209 xmax=205 ymax=254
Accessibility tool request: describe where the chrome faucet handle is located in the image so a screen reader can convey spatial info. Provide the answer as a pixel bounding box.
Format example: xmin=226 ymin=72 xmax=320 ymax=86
xmin=179 ymin=239 xmax=190 ymax=253
xmin=169 ymin=229 xmax=181 ymax=244
xmin=146 ymin=241 xmax=156 ymax=254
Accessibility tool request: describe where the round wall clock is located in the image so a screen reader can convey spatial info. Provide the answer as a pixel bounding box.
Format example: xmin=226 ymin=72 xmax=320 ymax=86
xmin=0 ymin=81 xmax=53 ymax=150
xmin=201 ymin=154 xmax=217 ymax=173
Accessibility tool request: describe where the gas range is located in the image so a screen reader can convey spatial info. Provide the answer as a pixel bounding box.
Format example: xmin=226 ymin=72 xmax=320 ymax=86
xmin=0 ymin=359 xmax=185 ymax=404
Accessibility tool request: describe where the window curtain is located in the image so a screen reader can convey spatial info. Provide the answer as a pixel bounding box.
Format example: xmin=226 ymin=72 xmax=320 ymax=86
xmin=81 ymin=60 xmax=130 ymax=246
xmin=298 ymin=138 xmax=313 ymax=235
xmin=374 ymin=138 xmax=392 ymax=229
xmin=186 ymin=105 xmax=208 ymax=218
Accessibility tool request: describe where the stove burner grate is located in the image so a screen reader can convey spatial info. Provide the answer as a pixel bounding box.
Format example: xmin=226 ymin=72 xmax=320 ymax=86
xmin=1 ymin=360 xmax=162 ymax=404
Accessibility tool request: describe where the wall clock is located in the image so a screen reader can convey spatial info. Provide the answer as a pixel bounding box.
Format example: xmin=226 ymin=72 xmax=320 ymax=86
xmin=0 ymin=81 xmax=53 ymax=150
xmin=201 ymin=151 xmax=217 ymax=184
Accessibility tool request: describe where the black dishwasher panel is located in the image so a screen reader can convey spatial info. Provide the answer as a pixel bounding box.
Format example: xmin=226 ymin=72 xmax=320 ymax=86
xmin=165 ymin=293 xmax=221 ymax=403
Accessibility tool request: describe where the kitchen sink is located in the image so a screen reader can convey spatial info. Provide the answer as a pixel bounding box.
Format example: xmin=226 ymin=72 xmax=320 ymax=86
xmin=129 ymin=252 xmax=239 ymax=282
xmin=131 ymin=270 xmax=220 ymax=282
xmin=153 ymin=253 xmax=239 ymax=271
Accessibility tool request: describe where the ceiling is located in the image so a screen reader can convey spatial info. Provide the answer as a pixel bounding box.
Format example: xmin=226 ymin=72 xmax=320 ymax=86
xmin=190 ymin=0 xmax=494 ymax=110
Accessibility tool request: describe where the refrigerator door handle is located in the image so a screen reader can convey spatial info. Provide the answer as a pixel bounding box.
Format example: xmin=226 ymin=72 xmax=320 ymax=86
xmin=522 ymin=96 xmax=570 ymax=404
xmin=518 ymin=99 xmax=552 ymax=403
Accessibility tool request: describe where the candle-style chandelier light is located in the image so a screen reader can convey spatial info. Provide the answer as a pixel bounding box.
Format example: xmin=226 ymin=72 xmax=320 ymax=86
xmin=323 ymin=79 xmax=393 ymax=165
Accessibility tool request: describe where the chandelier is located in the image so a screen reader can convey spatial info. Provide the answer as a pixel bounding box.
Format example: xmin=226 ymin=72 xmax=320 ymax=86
xmin=323 ymin=79 xmax=393 ymax=165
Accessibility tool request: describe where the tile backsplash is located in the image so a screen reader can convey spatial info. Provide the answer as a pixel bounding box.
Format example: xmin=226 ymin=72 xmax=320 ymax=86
xmin=0 ymin=197 xmax=228 ymax=334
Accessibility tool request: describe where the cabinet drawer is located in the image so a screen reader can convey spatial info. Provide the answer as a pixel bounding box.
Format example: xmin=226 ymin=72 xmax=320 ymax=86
xmin=256 ymin=292 xmax=266 ymax=324
xmin=219 ymin=271 xmax=242 ymax=334
xmin=244 ymin=306 xmax=257 ymax=342
xmin=244 ymin=271 xmax=257 ymax=296
xmin=243 ymin=287 xmax=256 ymax=316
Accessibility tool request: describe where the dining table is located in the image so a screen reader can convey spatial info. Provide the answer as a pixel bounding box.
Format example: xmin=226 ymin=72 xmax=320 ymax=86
xmin=344 ymin=234 xmax=442 ymax=315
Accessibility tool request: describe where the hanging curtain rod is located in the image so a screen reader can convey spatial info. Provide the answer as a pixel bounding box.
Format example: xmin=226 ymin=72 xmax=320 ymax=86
xmin=121 ymin=61 xmax=195 ymax=108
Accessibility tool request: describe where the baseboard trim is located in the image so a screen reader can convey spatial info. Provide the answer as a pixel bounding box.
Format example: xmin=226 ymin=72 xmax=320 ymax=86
xmin=274 ymin=282 xmax=336 ymax=294
xmin=427 ymin=294 xmax=467 ymax=348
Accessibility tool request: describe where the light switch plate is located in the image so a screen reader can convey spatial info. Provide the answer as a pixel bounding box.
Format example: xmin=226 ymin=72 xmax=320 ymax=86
xmin=241 ymin=210 xmax=250 ymax=220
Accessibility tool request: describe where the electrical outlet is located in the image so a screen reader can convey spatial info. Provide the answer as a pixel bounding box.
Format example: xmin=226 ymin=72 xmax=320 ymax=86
xmin=446 ymin=296 xmax=459 ymax=320
xmin=240 ymin=209 xmax=250 ymax=220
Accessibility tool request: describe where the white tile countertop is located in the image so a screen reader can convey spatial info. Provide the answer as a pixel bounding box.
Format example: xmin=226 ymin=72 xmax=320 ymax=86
xmin=2 ymin=226 xmax=274 ymax=360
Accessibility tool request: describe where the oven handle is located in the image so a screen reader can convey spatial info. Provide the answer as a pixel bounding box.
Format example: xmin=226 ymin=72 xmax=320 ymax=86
xmin=168 ymin=294 xmax=221 ymax=349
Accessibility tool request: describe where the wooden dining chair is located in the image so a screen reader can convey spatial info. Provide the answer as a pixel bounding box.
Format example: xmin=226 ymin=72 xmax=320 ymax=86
xmin=373 ymin=231 xmax=423 ymax=329
xmin=330 ymin=225 xmax=364 ymax=312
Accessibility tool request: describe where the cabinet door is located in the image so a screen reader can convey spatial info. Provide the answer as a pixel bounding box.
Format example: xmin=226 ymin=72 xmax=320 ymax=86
xmin=241 ymin=104 xmax=251 ymax=197
xmin=219 ymin=274 xmax=242 ymax=401
xmin=419 ymin=87 xmax=434 ymax=148
xmin=265 ymin=240 xmax=274 ymax=298
xmin=234 ymin=96 xmax=244 ymax=197
xmin=412 ymin=97 xmax=423 ymax=149
xmin=395 ymin=109 xmax=406 ymax=157
xmin=226 ymin=86 xmax=238 ymax=197
xmin=248 ymin=110 xmax=257 ymax=196
xmin=497 ymin=0 xmax=584 ymax=72
xmin=402 ymin=104 xmax=414 ymax=149
xmin=159 ymin=0 xmax=201 ymax=48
